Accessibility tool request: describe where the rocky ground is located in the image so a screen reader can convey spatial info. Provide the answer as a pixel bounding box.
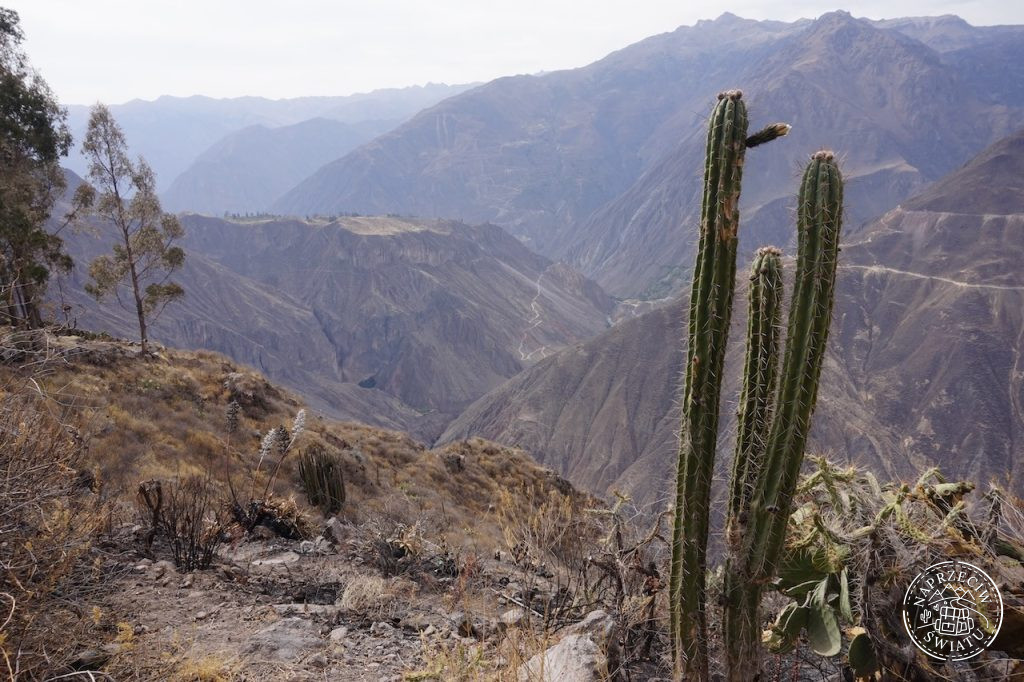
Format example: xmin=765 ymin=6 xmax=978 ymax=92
xmin=86 ymin=517 xmax=655 ymax=681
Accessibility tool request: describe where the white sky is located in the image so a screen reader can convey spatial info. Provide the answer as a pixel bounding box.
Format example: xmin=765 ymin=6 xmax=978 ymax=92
xmin=9 ymin=0 xmax=1024 ymax=105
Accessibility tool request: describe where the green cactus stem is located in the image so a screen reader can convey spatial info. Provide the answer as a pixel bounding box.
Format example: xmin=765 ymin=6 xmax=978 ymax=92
xmin=722 ymin=246 xmax=784 ymax=681
xmin=726 ymin=151 xmax=843 ymax=681
xmin=298 ymin=445 xmax=346 ymax=515
xmin=726 ymin=246 xmax=784 ymax=535
xmin=669 ymin=89 xmax=749 ymax=680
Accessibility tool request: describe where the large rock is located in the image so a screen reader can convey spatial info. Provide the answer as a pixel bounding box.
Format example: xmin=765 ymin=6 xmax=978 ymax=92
xmin=518 ymin=634 xmax=607 ymax=682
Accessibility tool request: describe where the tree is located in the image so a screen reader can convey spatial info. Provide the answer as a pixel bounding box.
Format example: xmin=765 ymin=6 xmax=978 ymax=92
xmin=79 ymin=104 xmax=185 ymax=354
xmin=0 ymin=8 xmax=73 ymax=327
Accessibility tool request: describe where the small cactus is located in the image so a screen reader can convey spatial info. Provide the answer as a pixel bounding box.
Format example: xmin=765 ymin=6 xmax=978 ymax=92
xmin=297 ymin=445 xmax=346 ymax=515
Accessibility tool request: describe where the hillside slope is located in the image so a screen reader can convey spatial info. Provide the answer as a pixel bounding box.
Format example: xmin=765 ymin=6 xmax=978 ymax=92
xmin=441 ymin=129 xmax=1024 ymax=505
xmin=58 ymin=206 xmax=613 ymax=439
xmin=0 ymin=334 xmax=604 ymax=680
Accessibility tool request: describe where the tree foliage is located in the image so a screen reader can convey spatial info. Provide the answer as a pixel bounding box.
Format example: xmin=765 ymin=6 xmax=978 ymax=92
xmin=0 ymin=8 xmax=72 ymax=327
xmin=78 ymin=104 xmax=185 ymax=353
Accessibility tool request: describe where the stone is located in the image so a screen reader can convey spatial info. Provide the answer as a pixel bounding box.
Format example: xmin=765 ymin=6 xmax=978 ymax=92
xmin=245 ymin=617 xmax=320 ymax=661
xmin=370 ymin=621 xmax=395 ymax=636
xmin=151 ymin=560 xmax=176 ymax=578
xmin=518 ymin=634 xmax=606 ymax=682
xmin=329 ymin=626 xmax=349 ymax=642
xmin=251 ymin=551 xmax=300 ymax=567
xmin=272 ymin=603 xmax=338 ymax=617
xmin=324 ymin=517 xmax=349 ymax=545
xmin=562 ymin=610 xmax=615 ymax=645
xmin=500 ymin=607 xmax=528 ymax=629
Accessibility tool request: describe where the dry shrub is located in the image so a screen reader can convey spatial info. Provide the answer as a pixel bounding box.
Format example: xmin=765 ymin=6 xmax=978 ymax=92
xmin=338 ymin=574 xmax=416 ymax=621
xmin=356 ymin=517 xmax=459 ymax=582
xmin=0 ymin=385 xmax=104 ymax=678
xmin=138 ymin=476 xmax=225 ymax=570
xmin=496 ymin=487 xmax=669 ymax=678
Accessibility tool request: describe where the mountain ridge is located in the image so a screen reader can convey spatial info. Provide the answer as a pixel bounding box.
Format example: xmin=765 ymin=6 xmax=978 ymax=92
xmin=440 ymin=127 xmax=1024 ymax=505
xmin=271 ymin=12 xmax=1024 ymax=298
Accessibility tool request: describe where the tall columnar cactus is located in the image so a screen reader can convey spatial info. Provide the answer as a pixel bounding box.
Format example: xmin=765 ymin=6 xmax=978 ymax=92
xmin=669 ymin=92 xmax=792 ymax=680
xmin=722 ymin=247 xmax=784 ymax=679
xmin=726 ymin=246 xmax=783 ymax=538
xmin=669 ymin=90 xmax=749 ymax=679
xmin=723 ymin=151 xmax=844 ymax=681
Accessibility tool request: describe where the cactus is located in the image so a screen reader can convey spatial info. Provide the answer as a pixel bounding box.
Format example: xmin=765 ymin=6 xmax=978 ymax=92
xmin=722 ymin=247 xmax=783 ymax=674
xmin=726 ymin=246 xmax=783 ymax=535
xmin=297 ymin=445 xmax=346 ymax=515
xmin=723 ymin=151 xmax=844 ymax=680
xmin=668 ymin=89 xmax=750 ymax=678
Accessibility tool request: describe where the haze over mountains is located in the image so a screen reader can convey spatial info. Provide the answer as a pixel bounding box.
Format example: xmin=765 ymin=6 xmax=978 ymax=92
xmin=160 ymin=118 xmax=395 ymax=215
xmin=441 ymin=128 xmax=1024 ymax=506
xmin=271 ymin=12 xmax=1024 ymax=297
xmin=54 ymin=11 xmax=1024 ymax=507
xmin=62 ymin=82 xmax=473 ymax=195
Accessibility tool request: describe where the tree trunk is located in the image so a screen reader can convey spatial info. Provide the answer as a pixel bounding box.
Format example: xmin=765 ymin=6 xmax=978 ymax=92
xmin=123 ymin=234 xmax=148 ymax=355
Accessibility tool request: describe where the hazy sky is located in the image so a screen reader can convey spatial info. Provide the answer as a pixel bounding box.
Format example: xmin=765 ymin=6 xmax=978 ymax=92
xmin=9 ymin=0 xmax=1024 ymax=105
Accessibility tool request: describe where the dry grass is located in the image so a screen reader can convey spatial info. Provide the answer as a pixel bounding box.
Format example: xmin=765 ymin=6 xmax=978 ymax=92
xmin=338 ymin=574 xmax=418 ymax=621
xmin=0 ymin=352 xmax=109 ymax=678
xmin=22 ymin=335 xmax=588 ymax=555
xmin=0 ymin=332 xmax=623 ymax=679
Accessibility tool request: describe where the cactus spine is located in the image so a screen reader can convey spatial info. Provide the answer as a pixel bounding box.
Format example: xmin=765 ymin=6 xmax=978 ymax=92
xmin=723 ymin=151 xmax=844 ymax=680
xmin=669 ymin=90 xmax=749 ymax=680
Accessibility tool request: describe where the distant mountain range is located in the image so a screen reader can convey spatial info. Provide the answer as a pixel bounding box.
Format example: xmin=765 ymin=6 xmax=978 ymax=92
xmin=271 ymin=12 xmax=1024 ymax=297
xmin=50 ymin=12 xmax=1024 ymax=506
xmin=62 ymin=83 xmax=474 ymax=194
xmin=160 ymin=118 xmax=395 ymax=215
xmin=440 ymin=128 xmax=1024 ymax=505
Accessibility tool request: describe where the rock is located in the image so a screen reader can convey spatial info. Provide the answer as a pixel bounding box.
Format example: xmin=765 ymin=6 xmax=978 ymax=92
xmin=69 ymin=642 xmax=121 ymax=670
xmin=324 ymin=517 xmax=349 ymax=545
xmin=562 ymin=610 xmax=615 ymax=645
xmin=500 ymin=607 xmax=529 ymax=629
xmin=272 ymin=603 xmax=338 ymax=617
xmin=329 ymin=626 xmax=349 ymax=642
xmin=447 ymin=611 xmax=478 ymax=638
xmin=251 ymin=525 xmax=276 ymax=541
xmin=179 ymin=574 xmax=194 ymax=589
xmin=245 ymin=617 xmax=320 ymax=661
xmin=518 ymin=634 xmax=606 ymax=682
xmin=151 ymin=560 xmax=176 ymax=578
xmin=369 ymin=621 xmax=395 ymax=636
xmin=400 ymin=612 xmax=435 ymax=632
xmin=251 ymin=551 xmax=300 ymax=567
